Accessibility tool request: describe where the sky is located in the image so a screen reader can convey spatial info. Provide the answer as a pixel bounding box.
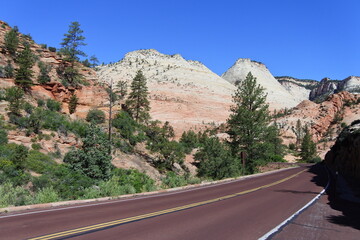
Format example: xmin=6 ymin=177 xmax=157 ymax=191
xmin=2 ymin=0 xmax=360 ymax=80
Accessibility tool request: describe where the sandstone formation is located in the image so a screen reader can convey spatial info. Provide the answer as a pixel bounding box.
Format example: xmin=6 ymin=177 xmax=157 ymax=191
xmin=275 ymin=91 xmax=360 ymax=157
xmin=325 ymin=119 xmax=360 ymax=181
xmin=309 ymin=78 xmax=340 ymax=101
xmin=276 ymin=76 xmax=318 ymax=102
xmin=96 ymin=49 xmax=236 ymax=137
xmin=221 ymin=59 xmax=300 ymax=109
xmin=339 ymin=76 xmax=360 ymax=94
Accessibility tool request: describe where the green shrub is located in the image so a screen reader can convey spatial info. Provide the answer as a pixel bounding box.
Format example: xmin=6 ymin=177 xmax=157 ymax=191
xmin=25 ymin=150 xmax=56 ymax=174
xmin=0 ymin=182 xmax=32 ymax=207
xmin=288 ymin=143 xmax=296 ymax=150
xmin=31 ymin=143 xmax=41 ymax=150
xmin=86 ymin=109 xmax=106 ymax=124
xmin=161 ymin=172 xmax=187 ymax=188
xmin=0 ymin=129 xmax=7 ymax=145
xmin=32 ymin=187 xmax=60 ymax=204
xmin=112 ymin=168 xmax=156 ymax=192
xmin=38 ymin=62 xmax=51 ymax=84
xmin=46 ymin=99 xmax=61 ymax=112
xmin=37 ymin=99 xmax=45 ymax=107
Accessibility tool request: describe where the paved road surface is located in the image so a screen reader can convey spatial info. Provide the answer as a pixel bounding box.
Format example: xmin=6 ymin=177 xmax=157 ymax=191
xmin=0 ymin=164 xmax=327 ymax=240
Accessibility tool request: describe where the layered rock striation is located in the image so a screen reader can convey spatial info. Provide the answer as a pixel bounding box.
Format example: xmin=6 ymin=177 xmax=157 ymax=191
xmin=96 ymin=49 xmax=236 ymax=136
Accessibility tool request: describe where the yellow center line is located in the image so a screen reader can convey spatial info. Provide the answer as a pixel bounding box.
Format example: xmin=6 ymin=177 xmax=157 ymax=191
xmin=30 ymin=169 xmax=306 ymax=240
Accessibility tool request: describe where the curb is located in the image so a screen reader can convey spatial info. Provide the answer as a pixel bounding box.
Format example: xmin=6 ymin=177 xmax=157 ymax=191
xmin=0 ymin=165 xmax=298 ymax=214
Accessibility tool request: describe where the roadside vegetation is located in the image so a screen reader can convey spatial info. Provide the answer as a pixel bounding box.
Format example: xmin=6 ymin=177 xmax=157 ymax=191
xmin=0 ymin=21 xmax=319 ymax=208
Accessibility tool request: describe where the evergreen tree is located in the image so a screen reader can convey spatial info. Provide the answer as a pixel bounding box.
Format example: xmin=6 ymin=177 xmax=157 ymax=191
xmin=89 ymin=55 xmax=99 ymax=68
xmin=15 ymin=44 xmax=34 ymax=90
xmin=68 ymin=94 xmax=78 ymax=114
xmin=195 ymin=137 xmax=239 ymax=180
xmin=4 ymin=60 xmax=14 ymax=78
xmin=60 ymin=21 xmax=86 ymax=62
xmin=125 ymin=70 xmax=150 ymax=123
xmin=64 ymin=124 xmax=112 ymax=180
xmin=227 ymin=72 xmax=271 ymax=173
xmin=292 ymin=119 xmax=303 ymax=147
xmin=37 ymin=61 xmax=51 ymax=84
xmin=58 ymin=21 xmax=86 ymax=86
xmin=5 ymin=86 xmax=24 ymax=116
xmin=4 ymin=27 xmax=19 ymax=55
xmin=300 ymin=126 xmax=317 ymax=162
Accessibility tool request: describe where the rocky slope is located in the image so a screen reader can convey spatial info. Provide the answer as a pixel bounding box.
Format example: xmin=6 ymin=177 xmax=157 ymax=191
xmin=221 ymin=59 xmax=301 ymax=108
xmin=96 ymin=49 xmax=236 ymax=137
xmin=275 ymin=91 xmax=360 ymax=158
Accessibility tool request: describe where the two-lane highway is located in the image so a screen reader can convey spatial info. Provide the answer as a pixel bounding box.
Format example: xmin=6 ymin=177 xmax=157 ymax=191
xmin=0 ymin=164 xmax=327 ymax=239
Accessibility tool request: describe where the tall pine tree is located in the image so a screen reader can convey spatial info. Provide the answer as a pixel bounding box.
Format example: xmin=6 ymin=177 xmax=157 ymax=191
xmin=227 ymin=72 xmax=271 ymax=173
xmin=58 ymin=21 xmax=86 ymax=86
xmin=125 ymin=70 xmax=150 ymax=123
xmin=15 ymin=43 xmax=34 ymax=90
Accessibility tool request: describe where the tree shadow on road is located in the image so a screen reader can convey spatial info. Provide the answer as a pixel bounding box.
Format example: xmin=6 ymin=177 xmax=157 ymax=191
xmin=308 ymin=163 xmax=360 ymax=230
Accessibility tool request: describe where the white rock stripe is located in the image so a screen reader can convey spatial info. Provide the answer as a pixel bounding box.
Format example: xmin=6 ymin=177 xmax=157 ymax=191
xmin=258 ymin=169 xmax=330 ymax=240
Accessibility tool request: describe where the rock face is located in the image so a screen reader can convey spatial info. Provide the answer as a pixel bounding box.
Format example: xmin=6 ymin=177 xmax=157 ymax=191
xmin=221 ymin=59 xmax=300 ymax=109
xmin=339 ymin=76 xmax=360 ymax=94
xmin=276 ymin=76 xmax=318 ymax=102
xmin=309 ymin=78 xmax=340 ymax=101
xmin=325 ymin=120 xmax=360 ymax=181
xmin=96 ymin=49 xmax=236 ymax=136
xmin=275 ymin=92 xmax=360 ymax=157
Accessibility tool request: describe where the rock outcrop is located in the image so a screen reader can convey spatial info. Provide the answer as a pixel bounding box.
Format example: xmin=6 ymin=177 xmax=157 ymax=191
xmin=221 ymin=59 xmax=300 ymax=109
xmin=276 ymin=76 xmax=318 ymax=102
xmin=339 ymin=76 xmax=360 ymax=94
xmin=309 ymin=78 xmax=340 ymax=101
xmin=325 ymin=119 xmax=360 ymax=181
xmin=275 ymin=92 xmax=360 ymax=157
xmin=96 ymin=49 xmax=236 ymax=137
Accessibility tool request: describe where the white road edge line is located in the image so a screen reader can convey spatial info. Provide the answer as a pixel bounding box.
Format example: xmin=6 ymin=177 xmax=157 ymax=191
xmin=258 ymin=166 xmax=330 ymax=240
xmin=0 ymin=166 xmax=299 ymax=219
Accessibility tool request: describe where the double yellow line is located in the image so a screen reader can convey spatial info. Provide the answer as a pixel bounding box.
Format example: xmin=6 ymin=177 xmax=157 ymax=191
xmin=30 ymin=169 xmax=306 ymax=240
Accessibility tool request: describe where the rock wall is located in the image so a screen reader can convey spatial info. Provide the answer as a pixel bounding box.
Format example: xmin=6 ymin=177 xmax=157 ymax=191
xmin=325 ymin=120 xmax=360 ymax=181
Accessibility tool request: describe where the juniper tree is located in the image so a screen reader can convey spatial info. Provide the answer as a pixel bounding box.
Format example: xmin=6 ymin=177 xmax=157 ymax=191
xmin=227 ymin=72 xmax=271 ymax=173
xmin=15 ymin=44 xmax=34 ymax=90
xmin=125 ymin=70 xmax=150 ymax=123
xmin=68 ymin=94 xmax=78 ymax=114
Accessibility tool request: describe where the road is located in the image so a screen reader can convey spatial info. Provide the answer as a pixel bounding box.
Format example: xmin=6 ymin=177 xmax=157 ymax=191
xmin=0 ymin=164 xmax=327 ymax=240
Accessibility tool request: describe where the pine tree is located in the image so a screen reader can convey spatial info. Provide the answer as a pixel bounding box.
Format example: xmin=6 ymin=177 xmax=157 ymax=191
xmin=58 ymin=21 xmax=86 ymax=86
xmin=5 ymin=86 xmax=24 ymax=116
xmin=4 ymin=27 xmax=19 ymax=55
xmin=227 ymin=72 xmax=271 ymax=173
xmin=68 ymin=94 xmax=78 ymax=114
xmin=300 ymin=126 xmax=317 ymax=162
xmin=15 ymin=43 xmax=34 ymax=90
xmin=4 ymin=60 xmax=14 ymax=78
xmin=125 ymin=70 xmax=150 ymax=123
xmin=60 ymin=21 xmax=86 ymax=62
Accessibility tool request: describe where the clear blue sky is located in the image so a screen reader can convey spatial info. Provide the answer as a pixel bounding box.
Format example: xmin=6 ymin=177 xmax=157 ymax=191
xmin=3 ymin=0 xmax=360 ymax=80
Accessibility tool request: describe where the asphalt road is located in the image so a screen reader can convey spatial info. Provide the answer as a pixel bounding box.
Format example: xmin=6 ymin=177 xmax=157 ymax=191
xmin=0 ymin=164 xmax=327 ymax=240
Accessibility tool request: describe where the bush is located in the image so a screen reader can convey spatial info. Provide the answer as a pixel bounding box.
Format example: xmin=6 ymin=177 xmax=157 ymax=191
xmin=86 ymin=109 xmax=106 ymax=124
xmin=46 ymin=99 xmax=61 ymax=112
xmin=112 ymin=168 xmax=156 ymax=192
xmin=161 ymin=172 xmax=187 ymax=188
xmin=32 ymin=187 xmax=60 ymax=204
xmin=31 ymin=143 xmax=41 ymax=150
xmin=289 ymin=143 xmax=296 ymax=150
xmin=38 ymin=62 xmax=51 ymax=84
xmin=48 ymin=47 xmax=56 ymax=52
xmin=0 ymin=182 xmax=32 ymax=207
xmin=25 ymin=150 xmax=56 ymax=174
xmin=0 ymin=129 xmax=7 ymax=145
